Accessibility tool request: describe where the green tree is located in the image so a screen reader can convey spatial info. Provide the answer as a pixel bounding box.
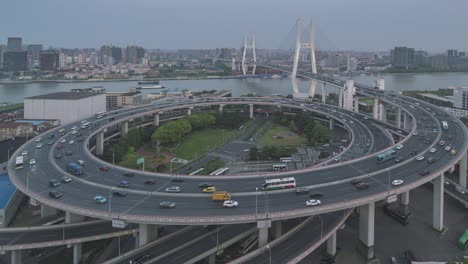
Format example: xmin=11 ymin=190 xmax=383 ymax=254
xmin=127 ymin=128 xmax=141 ymax=148
xmin=311 ymin=124 xmax=330 ymax=143
xmin=119 ymin=147 xmax=139 ymax=169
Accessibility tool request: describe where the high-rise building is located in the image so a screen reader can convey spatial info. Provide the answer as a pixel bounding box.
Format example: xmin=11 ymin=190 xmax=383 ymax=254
xmin=0 ymin=45 xmax=6 ymax=66
xmin=125 ymin=45 xmax=138 ymax=64
xmin=453 ymin=87 xmax=468 ymax=109
xmin=391 ymin=47 xmax=415 ymax=69
xmin=3 ymin=51 xmax=28 ymax=71
xmin=111 ymin=47 xmax=122 ymax=64
xmin=448 ymin=49 xmax=459 ymax=67
xmin=347 ymin=56 xmax=358 ymax=72
xmin=27 ymin=44 xmax=43 ymax=63
xmin=39 ymin=50 xmax=60 ymax=71
xmin=7 ymin=37 xmax=22 ymax=52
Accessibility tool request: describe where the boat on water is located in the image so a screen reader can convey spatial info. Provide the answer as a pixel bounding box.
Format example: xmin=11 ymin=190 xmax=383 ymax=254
xmin=137 ymin=80 xmax=159 ymax=85
xmin=136 ymin=85 xmax=165 ymax=89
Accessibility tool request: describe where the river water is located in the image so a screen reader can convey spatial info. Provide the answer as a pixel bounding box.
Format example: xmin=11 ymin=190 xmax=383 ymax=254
xmin=1 ymin=72 xmax=468 ymax=103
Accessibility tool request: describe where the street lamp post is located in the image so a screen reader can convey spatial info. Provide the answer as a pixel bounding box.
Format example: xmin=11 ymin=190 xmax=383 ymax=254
xmin=266 ymin=244 xmax=271 ymax=264
xmin=255 ymin=187 xmax=258 ymax=218
xmin=386 ymin=168 xmax=390 ymax=192
xmin=7 ymin=147 xmax=15 ymax=162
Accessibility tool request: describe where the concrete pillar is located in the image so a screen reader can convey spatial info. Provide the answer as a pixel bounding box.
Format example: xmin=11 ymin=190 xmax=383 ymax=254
xmin=96 ymin=132 xmax=104 ymax=155
xmin=138 ymin=224 xmax=159 ymax=247
xmin=121 ymin=121 xmax=128 ymax=138
xmin=153 ymin=113 xmax=160 ymax=127
xmin=329 ymin=119 xmax=335 ymax=130
xmin=397 ymin=108 xmax=402 ymax=128
xmin=249 ymin=104 xmax=254 ymax=119
xmin=321 ymin=83 xmax=326 ymax=104
xmin=208 ymin=253 xmax=216 ymax=264
xmin=372 ymin=98 xmax=379 ymax=120
xmin=66 ymin=212 xmax=85 ymax=224
xmin=359 ymin=202 xmax=375 ymax=260
xmin=433 ymin=175 xmax=444 ymax=232
xmin=338 ymin=89 xmax=343 ymax=108
xmin=73 ymin=243 xmax=82 ymax=264
xmin=327 ymin=231 xmax=337 ymax=256
xmin=219 ymin=104 xmax=224 ymax=112
xmin=400 ymin=191 xmax=410 ymax=216
xmin=11 ymin=250 xmax=22 ymax=264
xmin=380 ymin=104 xmax=387 ymax=122
xmin=187 ymin=106 xmax=193 ymax=116
xmin=403 ymin=112 xmax=408 ymax=130
xmin=257 ymin=220 xmax=271 ymax=247
xmin=354 ymin=97 xmax=359 ymax=113
xmin=272 ymin=221 xmax=282 ymax=239
xmin=41 ymin=204 xmax=58 ymax=219
xmin=459 ymin=152 xmax=467 ymax=188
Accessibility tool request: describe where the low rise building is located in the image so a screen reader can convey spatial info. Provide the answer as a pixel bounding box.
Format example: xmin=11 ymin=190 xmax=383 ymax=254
xmin=106 ymin=91 xmax=142 ymax=109
xmin=0 ymin=123 xmax=33 ymax=140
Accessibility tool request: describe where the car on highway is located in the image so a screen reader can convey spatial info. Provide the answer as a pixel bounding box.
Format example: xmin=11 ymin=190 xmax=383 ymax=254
xmin=165 ymin=186 xmax=181 ymax=193
xmin=78 ymin=138 xmax=84 ymax=142
xmin=394 ymin=157 xmax=404 ymax=163
xmin=48 ymin=134 xmax=55 ymax=139
xmin=55 ymin=154 xmax=63 ymax=159
xmin=94 ymin=196 xmax=107 ymax=204
xmin=77 ymin=160 xmax=85 ymax=166
xmin=112 ymin=190 xmax=127 ymax=197
xmin=198 ymin=183 xmax=213 ymax=188
xmin=295 ymin=187 xmax=309 ymax=194
xmin=49 ymin=179 xmax=61 ymax=188
xmin=123 ymin=172 xmax=135 ymax=177
xmin=416 ymin=156 xmax=425 ymax=161
xmin=21 ymin=150 xmax=28 ymax=156
xmin=60 ymin=139 xmax=67 ymax=143
xmin=57 ymin=144 xmax=63 ymax=149
xmin=432 ymin=129 xmax=437 ymax=133
xmin=309 ymin=192 xmax=324 ymax=198
xmin=427 ymin=158 xmax=437 ymax=164
xmin=223 ymin=200 xmax=239 ymax=208
xmin=203 ymin=187 xmax=216 ymax=193
xmin=35 ymin=137 xmax=42 ymax=142
xmin=455 ymin=186 xmax=466 ymax=194
xmin=392 ymin=179 xmax=404 ymax=186
xmin=171 ymin=178 xmax=184 ymax=183
xmin=61 ymin=175 xmax=72 ymax=183
xmin=65 ymin=150 xmax=73 ymax=156
xmin=132 ymin=254 xmax=153 ymax=264
xmin=47 ymin=141 xmax=54 ymax=145
xmin=99 ymin=166 xmax=110 ymax=171
xmin=439 ymin=141 xmax=445 ymax=146
xmin=159 ymin=201 xmax=176 ymax=209
xmin=410 ymin=150 xmax=418 ymax=156
xmin=71 ymin=126 xmax=78 ymax=130
xmin=412 ymin=132 xmax=418 ymax=136
xmin=71 ymin=130 xmax=77 ymax=135
xmin=118 ymin=181 xmax=129 ymax=188
xmin=444 ymin=145 xmax=451 ymax=151
xmin=333 ymin=156 xmax=341 ymax=162
xmin=69 ymin=140 xmax=75 ymax=145
xmin=29 ymin=159 xmax=36 ymax=165
xmin=429 ymin=148 xmax=437 ymax=153
xmin=306 ymin=199 xmax=322 ymax=206
xmin=144 ymin=179 xmax=156 ymax=185
xmin=419 ymin=170 xmax=430 ymax=176
xmin=395 ymin=144 xmax=404 ymax=150
xmin=49 ymin=191 xmax=63 ymax=199
xmin=450 ymin=149 xmax=457 ymax=155
xmin=36 ymin=143 xmax=43 ymax=149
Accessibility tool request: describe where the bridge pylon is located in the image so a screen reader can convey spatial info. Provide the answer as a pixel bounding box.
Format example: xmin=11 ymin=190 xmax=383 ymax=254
xmin=241 ymin=33 xmax=257 ymax=75
xmin=292 ymin=18 xmax=317 ymax=97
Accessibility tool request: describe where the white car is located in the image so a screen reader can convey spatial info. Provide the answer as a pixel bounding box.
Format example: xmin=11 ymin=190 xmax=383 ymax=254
xmin=306 ymin=199 xmax=322 ymax=206
xmin=36 ymin=143 xmax=43 ymax=149
xmin=223 ymin=200 xmax=239 ymax=208
xmin=412 ymin=132 xmax=418 ymax=136
xmin=35 ymin=137 xmax=42 ymax=142
xmin=439 ymin=141 xmax=445 ymax=146
xmin=395 ymin=144 xmax=404 ymax=150
xmin=416 ymin=156 xmax=425 ymax=161
xmin=71 ymin=130 xmax=77 ymax=135
xmin=71 ymin=126 xmax=78 ymax=130
xmin=60 ymin=139 xmax=67 ymax=143
xmin=21 ymin=150 xmax=28 ymax=156
xmin=429 ymin=148 xmax=437 ymax=153
xmin=392 ymin=179 xmax=404 ymax=186
xmin=81 ymin=120 xmax=88 ymax=124
xmin=334 ymin=156 xmax=341 ymax=162
xmin=29 ymin=159 xmax=36 ymax=165
xmin=69 ymin=140 xmax=75 ymax=145
xmin=444 ymin=146 xmax=451 ymax=151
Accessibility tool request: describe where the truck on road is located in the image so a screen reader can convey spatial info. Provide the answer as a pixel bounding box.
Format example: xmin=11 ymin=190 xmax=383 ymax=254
xmin=212 ymin=191 xmax=232 ymax=201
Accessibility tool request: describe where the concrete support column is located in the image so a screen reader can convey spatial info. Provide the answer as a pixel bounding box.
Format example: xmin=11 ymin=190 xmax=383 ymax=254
xmin=66 ymin=211 xmax=85 ymax=224
xmin=249 ymin=104 xmax=254 ymax=119
xmin=338 ymin=89 xmax=343 ymax=108
xmin=329 ymin=119 xmax=335 ymax=130
xmin=219 ymin=104 xmax=224 ymax=112
xmin=208 ymin=253 xmax=216 ymax=264
xmin=187 ymin=106 xmax=193 ymax=116
xmin=403 ymin=112 xmax=408 ymax=130
xmin=354 ymin=97 xmax=359 ymax=113
xmin=138 ymin=224 xmax=159 ymax=247
xmin=73 ymin=243 xmax=82 ymax=264
xmin=459 ymin=152 xmax=467 ymax=188
xmin=397 ymin=108 xmax=402 ymax=128
xmin=359 ymin=202 xmax=375 ymax=260
xmin=400 ymin=191 xmax=410 ymax=216
xmin=11 ymin=250 xmax=22 ymax=264
xmin=327 ymin=231 xmax=337 ymax=256
xmin=257 ymin=220 xmax=271 ymax=247
xmin=41 ymin=204 xmax=57 ymax=219
xmin=272 ymin=221 xmax=282 ymax=239
xmin=121 ymin=121 xmax=128 ymax=138
xmin=321 ymin=83 xmax=326 ymax=104
xmin=153 ymin=113 xmax=160 ymax=127
xmin=96 ymin=132 xmax=104 ymax=155
xmin=433 ymin=175 xmax=444 ymax=232
xmin=372 ymin=98 xmax=379 ymax=120
xmin=380 ymin=104 xmax=387 ymax=122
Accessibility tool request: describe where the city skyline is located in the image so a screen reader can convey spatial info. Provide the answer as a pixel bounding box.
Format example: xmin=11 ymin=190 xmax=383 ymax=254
xmin=1 ymin=0 xmax=468 ymax=52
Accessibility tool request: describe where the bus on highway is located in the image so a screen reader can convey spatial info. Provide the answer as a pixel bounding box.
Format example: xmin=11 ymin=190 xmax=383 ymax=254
xmin=376 ymin=149 xmax=396 ymax=164
xmin=272 ymin=164 xmax=287 ymax=170
xmin=458 ymin=230 xmax=468 ymax=249
xmin=279 ymin=157 xmax=293 ymax=163
xmin=81 ymin=122 xmax=91 ymax=129
xmin=15 ymin=156 xmax=24 ymax=170
xmin=263 ymin=177 xmax=296 ymax=190
xmin=66 ymin=163 xmax=83 ymax=175
xmin=442 ymin=121 xmax=448 ymax=130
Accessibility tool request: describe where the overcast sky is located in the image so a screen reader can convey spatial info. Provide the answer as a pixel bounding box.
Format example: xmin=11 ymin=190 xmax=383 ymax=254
xmin=1 ymin=0 xmax=467 ymax=52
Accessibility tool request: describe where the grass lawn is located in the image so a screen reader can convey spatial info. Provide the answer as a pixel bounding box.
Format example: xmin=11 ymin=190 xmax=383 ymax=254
xmin=174 ymin=128 xmax=238 ymax=160
xmin=260 ymin=124 xmax=307 ymax=146
xmin=0 ymin=103 xmax=23 ymax=112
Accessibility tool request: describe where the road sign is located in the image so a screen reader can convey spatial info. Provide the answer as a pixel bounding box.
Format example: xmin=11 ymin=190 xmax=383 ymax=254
xmin=137 ymin=157 xmax=144 ymax=165
xmin=112 ymin=219 xmax=127 ymax=228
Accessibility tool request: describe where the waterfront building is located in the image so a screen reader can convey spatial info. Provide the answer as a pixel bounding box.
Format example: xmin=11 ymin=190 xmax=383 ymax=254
xmin=106 ymin=91 xmax=142 ymax=108
xmin=391 ymin=47 xmax=414 ymax=69
xmin=3 ymin=51 xmax=28 ymax=72
xmin=6 ymin=37 xmax=22 ymax=52
xmin=27 ymin=44 xmax=43 ymax=63
xmin=39 ymin=50 xmax=60 ymax=71
xmin=453 ymin=87 xmax=468 ymax=110
xmin=0 ymin=45 xmax=5 ymax=66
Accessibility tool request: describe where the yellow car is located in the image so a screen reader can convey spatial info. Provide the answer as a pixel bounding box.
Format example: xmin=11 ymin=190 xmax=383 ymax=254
xmin=450 ymin=149 xmax=457 ymax=155
xmin=203 ymin=187 xmax=216 ymax=193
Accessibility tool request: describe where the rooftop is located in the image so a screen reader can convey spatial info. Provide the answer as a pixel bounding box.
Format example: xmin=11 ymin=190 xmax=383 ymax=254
xmin=25 ymin=92 xmax=103 ymax=100
xmin=0 ymin=173 xmax=16 ymax=209
xmin=418 ymin=93 xmax=453 ymax=103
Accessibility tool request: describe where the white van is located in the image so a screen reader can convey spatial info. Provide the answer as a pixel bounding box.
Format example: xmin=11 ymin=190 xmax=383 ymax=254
xmin=77 ymin=160 xmax=85 ymax=166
